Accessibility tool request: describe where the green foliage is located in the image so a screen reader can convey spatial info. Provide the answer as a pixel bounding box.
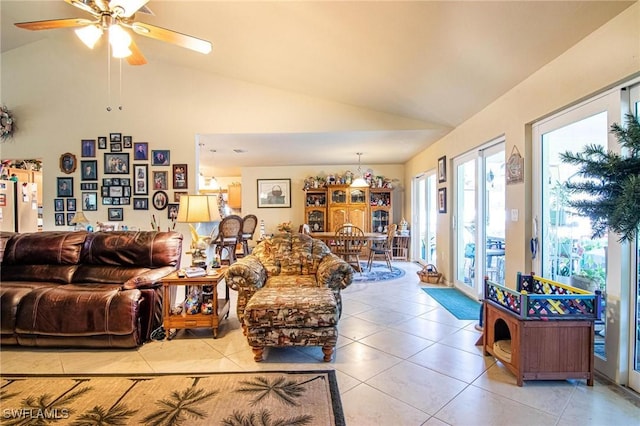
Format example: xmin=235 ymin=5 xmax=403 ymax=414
xmin=560 ymin=114 xmax=640 ymax=242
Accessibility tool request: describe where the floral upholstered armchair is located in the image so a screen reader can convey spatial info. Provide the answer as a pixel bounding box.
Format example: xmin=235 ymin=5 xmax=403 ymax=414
xmin=226 ymin=232 xmax=353 ymax=361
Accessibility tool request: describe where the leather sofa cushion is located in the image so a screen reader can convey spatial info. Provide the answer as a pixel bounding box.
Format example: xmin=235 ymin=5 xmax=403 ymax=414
xmin=15 ymin=284 xmax=141 ymax=337
xmin=80 ymin=231 xmax=182 ymax=268
xmin=1 ymin=282 xmax=55 ymax=336
xmin=0 ymin=231 xmax=16 ymax=262
xmin=2 ymin=231 xmax=86 ymax=265
xmin=1 ymin=265 xmax=78 ymax=284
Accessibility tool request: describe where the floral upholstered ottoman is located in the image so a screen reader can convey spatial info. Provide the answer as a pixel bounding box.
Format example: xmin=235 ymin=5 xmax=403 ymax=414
xmin=243 ymin=286 xmax=339 ymax=362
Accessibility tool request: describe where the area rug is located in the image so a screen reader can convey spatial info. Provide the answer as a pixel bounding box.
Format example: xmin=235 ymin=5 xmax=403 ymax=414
xmin=352 ymin=262 xmax=405 ymax=283
xmin=0 ymin=370 xmax=344 ymax=425
xmin=422 ymin=287 xmax=481 ymax=320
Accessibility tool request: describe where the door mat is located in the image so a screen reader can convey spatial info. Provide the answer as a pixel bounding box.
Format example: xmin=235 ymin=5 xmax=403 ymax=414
xmin=422 ymin=287 xmax=481 ymax=320
xmin=0 ymin=370 xmax=344 ymax=425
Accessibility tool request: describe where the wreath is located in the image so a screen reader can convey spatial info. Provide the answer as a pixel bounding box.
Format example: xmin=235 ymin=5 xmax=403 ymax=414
xmin=0 ymin=106 xmax=15 ymax=140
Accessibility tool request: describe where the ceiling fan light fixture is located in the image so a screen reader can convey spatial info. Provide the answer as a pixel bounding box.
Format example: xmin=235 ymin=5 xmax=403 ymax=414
xmin=109 ymin=23 xmax=132 ymax=48
xmin=111 ymin=44 xmax=132 ymax=58
xmin=75 ymin=24 xmax=103 ymax=49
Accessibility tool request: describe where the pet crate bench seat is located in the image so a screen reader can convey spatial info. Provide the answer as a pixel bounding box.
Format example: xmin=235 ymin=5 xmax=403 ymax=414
xmin=482 ymin=273 xmax=602 ymax=386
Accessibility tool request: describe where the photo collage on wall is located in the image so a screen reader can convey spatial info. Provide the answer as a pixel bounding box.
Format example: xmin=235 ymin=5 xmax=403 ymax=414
xmin=54 ymin=133 xmax=189 ymax=225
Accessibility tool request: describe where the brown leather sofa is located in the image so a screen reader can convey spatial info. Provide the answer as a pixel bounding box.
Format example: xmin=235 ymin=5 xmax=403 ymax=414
xmin=0 ymin=230 xmax=182 ymax=348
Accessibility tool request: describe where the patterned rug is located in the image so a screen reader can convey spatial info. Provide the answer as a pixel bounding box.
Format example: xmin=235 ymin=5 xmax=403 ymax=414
xmin=422 ymin=287 xmax=481 ymax=320
xmin=0 ymin=370 xmax=344 ymax=425
xmin=352 ymin=262 xmax=406 ymax=283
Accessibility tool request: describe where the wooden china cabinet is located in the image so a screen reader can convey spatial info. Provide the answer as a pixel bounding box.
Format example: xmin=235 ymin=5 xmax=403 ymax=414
xmin=327 ymin=185 xmax=368 ymax=232
xmin=369 ymin=188 xmax=392 ymax=233
xmin=304 ymin=188 xmax=327 ymax=232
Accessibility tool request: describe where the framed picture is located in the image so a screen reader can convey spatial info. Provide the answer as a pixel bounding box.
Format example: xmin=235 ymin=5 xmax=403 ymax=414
xmin=257 ymin=178 xmax=291 ymax=208
xmin=134 ymin=142 xmax=148 ymax=160
xmin=98 ymin=136 xmax=107 ymax=149
xmin=80 ymin=160 xmax=98 ymax=181
xmin=57 ymin=177 xmax=73 ymax=197
xmin=82 ymin=192 xmax=97 ymax=211
xmin=54 ymin=213 xmax=65 ymax=226
xmin=109 ymin=133 xmax=122 ymax=143
xmin=108 ymin=208 xmax=124 ymax=221
xmin=152 ymin=171 xmax=168 ymax=190
xmin=59 ymin=153 xmax=77 ymax=174
xmin=438 ymin=187 xmax=447 ymax=213
xmin=174 ymin=191 xmax=187 ymax=202
xmin=81 ymin=139 xmax=96 ymax=158
xmin=54 ymin=198 xmax=64 ymax=212
xmin=80 ymin=183 xmax=98 ymax=190
xmin=172 ymin=164 xmax=188 ymax=189
xmin=151 ymin=150 xmax=170 ymax=166
xmin=134 ymin=164 xmax=148 ymax=195
xmin=66 ymin=198 xmax=76 ymax=211
xmin=152 ymin=191 xmax=168 ymax=210
xmin=104 ymin=153 xmax=129 ymax=174
xmin=110 ymin=142 xmax=122 ymax=152
xmin=123 ymin=135 xmax=133 ymax=149
xmin=167 ymin=203 xmax=179 ymax=220
xmin=66 ymin=213 xmax=75 ymax=226
xmin=438 ymin=156 xmax=447 ymax=183
xmin=133 ymin=198 xmax=148 ymax=210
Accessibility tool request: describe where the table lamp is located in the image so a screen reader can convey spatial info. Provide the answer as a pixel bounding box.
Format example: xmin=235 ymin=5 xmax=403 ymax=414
xmin=177 ymin=195 xmax=221 ymax=267
xmin=69 ymin=211 xmax=89 ymax=230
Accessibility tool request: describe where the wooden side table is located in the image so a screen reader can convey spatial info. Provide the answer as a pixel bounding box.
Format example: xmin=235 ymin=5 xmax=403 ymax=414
xmin=161 ymin=267 xmax=230 ymax=339
xmin=392 ymin=235 xmax=410 ymax=260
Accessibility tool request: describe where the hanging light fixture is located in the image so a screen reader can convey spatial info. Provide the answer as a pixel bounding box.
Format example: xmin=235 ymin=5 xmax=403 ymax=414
xmin=108 ymin=23 xmax=132 ymax=58
xmin=350 ymin=152 xmax=369 ymax=187
xmin=75 ymin=24 xmax=103 ymax=49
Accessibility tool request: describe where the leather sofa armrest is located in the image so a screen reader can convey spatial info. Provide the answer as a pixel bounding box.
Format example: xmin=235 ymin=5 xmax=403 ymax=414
xmin=317 ymin=253 xmax=353 ymax=290
xmin=226 ymin=255 xmax=267 ymax=292
xmin=123 ymin=266 xmax=178 ymax=289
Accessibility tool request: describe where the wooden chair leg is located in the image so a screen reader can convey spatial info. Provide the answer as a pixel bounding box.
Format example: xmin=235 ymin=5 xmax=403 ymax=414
xmin=322 ymin=345 xmax=334 ymax=362
xmin=252 ymin=347 xmax=264 ymax=362
xmin=385 ymin=252 xmax=392 ymax=271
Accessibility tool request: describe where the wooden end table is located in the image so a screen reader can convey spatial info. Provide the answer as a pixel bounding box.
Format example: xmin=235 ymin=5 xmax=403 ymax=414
xmin=161 ymin=267 xmax=230 ymax=339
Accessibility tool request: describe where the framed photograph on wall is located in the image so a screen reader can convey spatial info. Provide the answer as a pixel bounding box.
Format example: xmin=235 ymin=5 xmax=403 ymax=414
xmin=172 ymin=164 xmax=188 ymax=189
xmin=98 ymin=136 xmax=107 ymax=149
xmin=174 ymin=191 xmax=187 ymax=202
xmin=110 ymin=133 xmax=122 ymax=143
xmin=66 ymin=198 xmax=76 ymax=212
xmin=152 ymin=191 xmax=168 ymax=210
xmin=104 ymin=153 xmax=129 ymax=174
xmin=151 ymin=150 xmax=170 ymax=166
xmin=57 ymin=177 xmax=73 ymax=197
xmin=81 ymin=139 xmax=96 ymax=158
xmin=59 ymin=153 xmax=77 ymax=174
xmin=54 ymin=198 xmax=64 ymax=212
xmin=134 ymin=164 xmax=148 ymax=195
xmin=134 ymin=142 xmax=148 ymax=160
xmin=257 ymin=178 xmax=291 ymax=208
xmin=82 ymin=192 xmax=97 ymax=211
xmin=133 ymin=198 xmax=148 ymax=210
xmin=80 ymin=160 xmax=98 ymax=181
xmin=108 ymin=208 xmax=123 ymax=221
xmin=152 ymin=171 xmax=168 ymax=190
xmin=54 ymin=213 xmax=65 ymax=226
xmin=438 ymin=187 xmax=447 ymax=213
xmin=438 ymin=156 xmax=447 ymax=183
xmin=167 ymin=203 xmax=179 ymax=220
xmin=123 ymin=136 xmax=133 ymax=149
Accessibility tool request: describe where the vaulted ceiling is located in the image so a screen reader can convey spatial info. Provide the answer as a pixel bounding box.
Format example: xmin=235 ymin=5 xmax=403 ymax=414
xmin=2 ymin=1 xmax=635 ymax=175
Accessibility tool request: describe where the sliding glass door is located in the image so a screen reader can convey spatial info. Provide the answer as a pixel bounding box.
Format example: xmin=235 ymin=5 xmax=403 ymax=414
xmin=629 ymin=83 xmax=640 ymax=393
xmin=413 ymin=172 xmax=437 ymax=265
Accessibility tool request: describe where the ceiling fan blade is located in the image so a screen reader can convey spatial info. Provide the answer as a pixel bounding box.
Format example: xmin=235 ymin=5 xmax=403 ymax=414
xmin=15 ymin=18 xmax=94 ymax=31
xmin=126 ymin=39 xmax=147 ymax=66
xmin=131 ymin=22 xmax=212 ymax=55
xmin=64 ymin=0 xmax=103 ymax=17
xmin=110 ymin=0 xmax=150 ymax=18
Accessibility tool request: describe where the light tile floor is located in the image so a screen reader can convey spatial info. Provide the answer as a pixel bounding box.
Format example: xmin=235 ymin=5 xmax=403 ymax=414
xmin=2 ymin=261 xmax=639 ymax=425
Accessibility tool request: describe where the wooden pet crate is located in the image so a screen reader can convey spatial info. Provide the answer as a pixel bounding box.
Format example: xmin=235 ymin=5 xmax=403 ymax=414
xmin=482 ymin=274 xmax=601 ymax=386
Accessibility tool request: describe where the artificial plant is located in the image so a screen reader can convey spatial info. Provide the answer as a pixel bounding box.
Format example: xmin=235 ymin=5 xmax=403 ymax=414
xmin=560 ymin=113 xmax=640 ymax=242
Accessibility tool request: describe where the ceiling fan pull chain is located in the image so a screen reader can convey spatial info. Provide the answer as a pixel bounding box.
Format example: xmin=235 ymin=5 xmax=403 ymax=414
xmin=106 ymin=44 xmax=112 ymax=112
xmin=118 ymin=58 xmax=123 ymax=111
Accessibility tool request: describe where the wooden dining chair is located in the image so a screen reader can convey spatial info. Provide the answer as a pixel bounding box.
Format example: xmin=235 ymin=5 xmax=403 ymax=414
xmin=211 ymin=214 xmax=243 ymax=265
xmin=238 ymin=214 xmax=258 ymax=257
xmin=333 ymin=224 xmax=366 ymax=273
xmin=367 ymin=223 xmax=397 ymax=272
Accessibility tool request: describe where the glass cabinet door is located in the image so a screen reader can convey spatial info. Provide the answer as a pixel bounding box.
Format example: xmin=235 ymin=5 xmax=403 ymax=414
xmin=349 ymin=189 xmax=366 ymax=204
xmin=330 ymin=189 xmax=346 ymax=204
xmin=371 ymin=210 xmax=389 ymax=233
xmin=307 ymin=209 xmax=325 ymax=232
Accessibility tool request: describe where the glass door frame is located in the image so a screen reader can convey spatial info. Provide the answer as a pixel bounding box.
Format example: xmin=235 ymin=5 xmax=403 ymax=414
xmin=628 ymin=83 xmax=640 ymax=392
xmin=532 ymin=87 xmax=625 ymax=381
xmin=412 ymin=171 xmax=437 ymax=266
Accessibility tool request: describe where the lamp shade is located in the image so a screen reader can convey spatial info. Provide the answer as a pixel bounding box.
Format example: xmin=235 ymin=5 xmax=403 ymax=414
xmin=69 ymin=211 xmax=89 ymax=225
xmin=177 ymin=195 xmax=222 ymax=223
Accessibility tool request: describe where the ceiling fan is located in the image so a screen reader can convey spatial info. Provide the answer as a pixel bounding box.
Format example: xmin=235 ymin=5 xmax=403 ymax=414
xmin=14 ymin=0 xmax=212 ymax=66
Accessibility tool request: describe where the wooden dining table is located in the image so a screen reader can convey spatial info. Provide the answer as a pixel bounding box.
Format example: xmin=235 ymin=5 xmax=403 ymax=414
xmin=310 ymin=231 xmax=387 ymax=271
